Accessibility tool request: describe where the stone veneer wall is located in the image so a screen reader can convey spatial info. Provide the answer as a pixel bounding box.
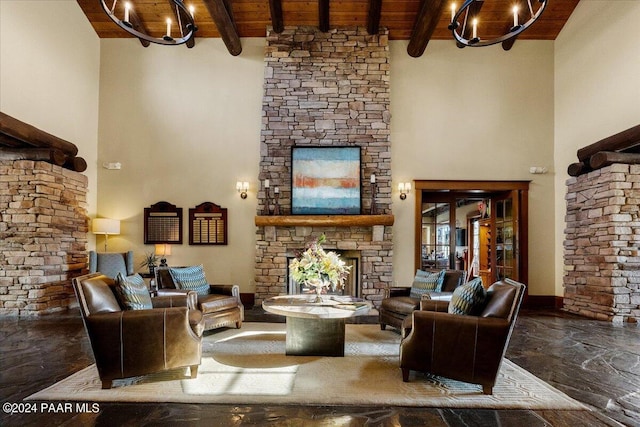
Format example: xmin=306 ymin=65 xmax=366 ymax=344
xmin=0 ymin=160 xmax=88 ymax=316
xmin=255 ymin=27 xmax=392 ymax=306
xmin=564 ymin=164 xmax=640 ymax=322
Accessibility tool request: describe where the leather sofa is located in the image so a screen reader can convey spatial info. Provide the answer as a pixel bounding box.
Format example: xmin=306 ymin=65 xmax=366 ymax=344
xmin=379 ymin=269 xmax=465 ymax=331
xmin=72 ymin=273 xmax=204 ymax=389
xmin=399 ymin=278 xmax=526 ymax=394
xmin=155 ymin=266 xmax=244 ymax=332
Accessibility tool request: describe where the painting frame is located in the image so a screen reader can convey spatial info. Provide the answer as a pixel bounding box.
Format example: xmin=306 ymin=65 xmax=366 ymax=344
xmin=291 ymin=146 xmax=361 ymax=215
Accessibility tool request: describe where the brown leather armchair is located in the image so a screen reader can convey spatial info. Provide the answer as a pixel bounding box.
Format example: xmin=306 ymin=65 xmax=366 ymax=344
xmin=72 ymin=273 xmax=204 ymax=389
xmin=379 ymin=269 xmax=465 ymax=331
xmin=399 ymin=278 xmax=526 ymax=395
xmin=155 ymin=266 xmax=244 ymax=332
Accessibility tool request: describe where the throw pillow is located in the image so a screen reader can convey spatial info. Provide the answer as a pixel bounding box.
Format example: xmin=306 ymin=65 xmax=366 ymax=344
xmin=409 ymin=269 xmax=446 ymax=299
xmin=448 ymin=277 xmax=486 ymax=315
xmin=115 ymin=273 xmax=153 ymax=310
xmin=169 ymin=265 xmax=210 ymax=296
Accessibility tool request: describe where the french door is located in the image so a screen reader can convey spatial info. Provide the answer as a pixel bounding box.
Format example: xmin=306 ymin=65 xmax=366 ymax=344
xmin=414 ymin=181 xmax=529 ymax=287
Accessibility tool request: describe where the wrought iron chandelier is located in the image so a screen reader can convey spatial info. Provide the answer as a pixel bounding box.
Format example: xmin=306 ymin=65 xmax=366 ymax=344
xmin=448 ymin=0 xmax=548 ymax=48
xmin=100 ymin=0 xmax=198 ymax=46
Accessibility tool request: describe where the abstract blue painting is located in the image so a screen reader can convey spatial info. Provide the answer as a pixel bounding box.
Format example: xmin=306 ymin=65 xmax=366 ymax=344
xmin=291 ymin=146 xmax=361 ymax=215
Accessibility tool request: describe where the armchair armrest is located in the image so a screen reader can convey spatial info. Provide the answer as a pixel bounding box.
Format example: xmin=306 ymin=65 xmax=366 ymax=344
xmin=157 ymin=289 xmax=198 ymax=310
xmin=384 ymin=286 xmax=411 ymax=299
xmin=420 ymin=299 xmax=449 ymax=312
xmin=152 ymin=294 xmax=189 ymax=308
xmin=209 ymin=284 xmax=241 ymax=299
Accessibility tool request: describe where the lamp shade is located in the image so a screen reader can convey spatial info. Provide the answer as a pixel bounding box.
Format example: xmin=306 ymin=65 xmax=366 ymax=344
xmin=155 ymin=244 xmax=172 ymax=256
xmin=92 ymin=218 xmax=120 ymax=235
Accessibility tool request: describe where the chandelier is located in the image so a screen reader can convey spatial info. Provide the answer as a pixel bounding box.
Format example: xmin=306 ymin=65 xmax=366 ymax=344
xmin=448 ymin=0 xmax=548 ymax=48
xmin=100 ymin=0 xmax=198 ymax=46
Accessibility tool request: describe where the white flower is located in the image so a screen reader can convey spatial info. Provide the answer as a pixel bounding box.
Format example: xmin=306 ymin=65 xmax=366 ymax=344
xmin=290 ymin=234 xmax=351 ymax=291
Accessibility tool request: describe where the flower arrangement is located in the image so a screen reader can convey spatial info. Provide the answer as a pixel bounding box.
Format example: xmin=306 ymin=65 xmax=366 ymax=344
xmin=289 ymin=234 xmax=351 ymax=294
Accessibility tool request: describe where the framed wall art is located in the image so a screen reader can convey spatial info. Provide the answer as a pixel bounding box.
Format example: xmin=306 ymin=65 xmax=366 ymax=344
xmin=144 ymin=201 xmax=183 ymax=244
xmin=291 ymin=146 xmax=361 ymax=215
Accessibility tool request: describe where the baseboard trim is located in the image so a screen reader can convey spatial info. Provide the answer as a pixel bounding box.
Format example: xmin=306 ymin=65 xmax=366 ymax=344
xmin=524 ymin=295 xmax=563 ymax=310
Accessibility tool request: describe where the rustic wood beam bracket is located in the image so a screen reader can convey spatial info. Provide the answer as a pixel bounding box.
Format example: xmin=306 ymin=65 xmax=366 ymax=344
xmin=367 ymin=0 xmax=382 ymax=35
xmin=128 ymin=9 xmax=151 ymax=47
xmin=203 ymin=0 xmax=242 ymax=56
xmin=319 ymin=0 xmax=330 ymax=32
xmin=407 ymin=0 xmax=447 ymax=57
xmin=269 ymin=0 xmax=284 ymax=33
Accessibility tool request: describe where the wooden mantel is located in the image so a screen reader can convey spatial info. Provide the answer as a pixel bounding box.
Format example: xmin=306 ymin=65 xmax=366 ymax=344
xmin=255 ymin=214 xmax=394 ymax=227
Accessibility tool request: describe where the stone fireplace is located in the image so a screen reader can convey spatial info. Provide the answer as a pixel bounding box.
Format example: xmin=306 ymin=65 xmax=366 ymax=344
xmin=254 ymin=26 xmax=393 ymax=307
xmin=564 ymin=164 xmax=640 ymax=322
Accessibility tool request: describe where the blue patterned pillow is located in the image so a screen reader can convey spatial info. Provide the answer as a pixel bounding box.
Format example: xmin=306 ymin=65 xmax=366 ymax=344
xmin=169 ymin=265 xmax=210 ymax=296
xmin=115 ymin=273 xmax=153 ymax=310
xmin=448 ymin=277 xmax=486 ymax=315
xmin=410 ymin=270 xmax=446 ymax=298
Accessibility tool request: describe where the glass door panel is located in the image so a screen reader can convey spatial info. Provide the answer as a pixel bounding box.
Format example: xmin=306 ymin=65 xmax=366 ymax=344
xmin=495 ymin=195 xmax=516 ymax=280
xmin=421 ymin=202 xmax=451 ymax=270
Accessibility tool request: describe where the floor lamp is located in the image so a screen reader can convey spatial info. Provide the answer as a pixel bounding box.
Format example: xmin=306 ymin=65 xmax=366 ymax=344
xmin=92 ymin=218 xmax=121 ymax=252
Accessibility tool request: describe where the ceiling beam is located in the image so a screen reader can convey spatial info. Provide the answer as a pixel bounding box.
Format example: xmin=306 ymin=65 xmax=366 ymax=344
xmin=203 ymin=0 xmax=242 ymax=56
xmin=367 ymin=0 xmax=382 ymax=35
xmin=269 ymin=0 xmax=284 ymax=33
xmin=407 ymin=0 xmax=447 ymax=57
xmin=319 ymin=0 xmax=330 ymax=32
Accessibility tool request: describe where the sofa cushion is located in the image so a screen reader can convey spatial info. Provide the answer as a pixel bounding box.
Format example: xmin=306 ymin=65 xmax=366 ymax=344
xmin=410 ymin=269 xmax=445 ymax=298
xmin=169 ymin=265 xmax=210 ymax=296
xmin=115 ymin=273 xmax=153 ymax=310
xmin=448 ymin=277 xmax=486 ymax=315
xmin=198 ymin=294 xmax=239 ymax=314
xmin=381 ymin=296 xmax=420 ymax=315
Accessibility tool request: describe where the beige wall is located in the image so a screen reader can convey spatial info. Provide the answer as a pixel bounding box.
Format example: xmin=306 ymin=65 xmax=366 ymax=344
xmin=554 ymin=1 xmax=640 ymax=295
xmin=97 ymin=39 xmax=264 ymax=288
xmin=390 ymin=40 xmax=556 ymax=295
xmin=6 ymin=1 xmax=635 ymax=298
xmin=0 ymin=1 xmax=100 ymax=225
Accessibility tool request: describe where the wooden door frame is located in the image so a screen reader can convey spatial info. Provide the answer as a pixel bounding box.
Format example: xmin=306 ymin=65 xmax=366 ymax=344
xmin=413 ymin=180 xmax=530 ymax=287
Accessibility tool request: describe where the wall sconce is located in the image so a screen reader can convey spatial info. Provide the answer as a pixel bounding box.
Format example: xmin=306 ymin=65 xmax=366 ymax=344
xmin=236 ymin=181 xmax=249 ymax=199
xmin=398 ymin=182 xmax=411 ymax=200
xmin=155 ymin=243 xmax=172 ymax=267
xmin=92 ymin=218 xmax=120 ymax=252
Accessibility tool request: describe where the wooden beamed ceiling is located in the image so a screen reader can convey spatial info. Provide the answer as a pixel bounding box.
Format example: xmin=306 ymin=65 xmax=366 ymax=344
xmin=77 ymin=0 xmax=580 ymax=57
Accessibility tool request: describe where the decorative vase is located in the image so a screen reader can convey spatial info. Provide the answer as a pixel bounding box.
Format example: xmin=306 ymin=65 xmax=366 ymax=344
xmin=314 ymin=284 xmax=323 ymax=303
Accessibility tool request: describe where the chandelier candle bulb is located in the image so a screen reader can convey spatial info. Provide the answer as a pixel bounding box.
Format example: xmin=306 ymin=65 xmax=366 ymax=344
xmin=166 ymin=18 xmax=171 ymax=37
xmin=124 ymin=2 xmax=130 ymax=23
xmin=189 ymin=5 xmax=195 ymax=18
xmin=472 ymin=18 xmax=478 ymax=39
xmin=451 ymin=3 xmax=456 ymax=22
xmin=513 ymin=6 xmax=518 ymax=27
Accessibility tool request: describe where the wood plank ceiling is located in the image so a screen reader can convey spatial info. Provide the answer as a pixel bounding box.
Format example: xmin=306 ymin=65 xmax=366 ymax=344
xmin=79 ymin=0 xmax=580 ymax=56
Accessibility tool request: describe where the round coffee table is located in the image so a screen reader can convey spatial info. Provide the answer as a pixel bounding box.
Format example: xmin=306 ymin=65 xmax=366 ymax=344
xmin=262 ymin=295 xmax=372 ymax=357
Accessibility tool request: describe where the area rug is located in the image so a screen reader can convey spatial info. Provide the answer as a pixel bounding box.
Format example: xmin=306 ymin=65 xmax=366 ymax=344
xmin=27 ymin=323 xmax=586 ymax=410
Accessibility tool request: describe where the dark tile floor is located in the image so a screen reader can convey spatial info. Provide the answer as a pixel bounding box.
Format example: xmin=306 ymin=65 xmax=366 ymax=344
xmin=0 ymin=308 xmax=638 ymax=426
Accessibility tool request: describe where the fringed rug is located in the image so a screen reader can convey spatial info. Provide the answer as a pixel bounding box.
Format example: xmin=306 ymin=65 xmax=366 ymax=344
xmin=27 ymin=323 xmax=586 ymax=410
